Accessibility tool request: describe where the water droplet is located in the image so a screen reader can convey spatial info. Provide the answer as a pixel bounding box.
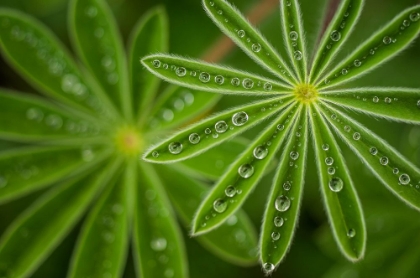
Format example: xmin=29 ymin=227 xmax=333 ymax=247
xmin=213 ymin=199 xmax=227 ymax=213
xmin=225 ymin=186 xmax=236 ymax=197
xmin=264 ymin=82 xmax=272 ymax=91
xmin=199 ymin=72 xmax=210 ymax=83
xmin=372 ymin=96 xmax=379 ymax=103
xmin=325 ymin=157 xmax=334 ymax=165
xmin=275 ymin=195 xmax=291 ymax=212
xmin=328 ymin=167 xmax=335 ymax=175
xmin=347 ymin=229 xmax=356 ymax=238
xmin=271 ymin=232 xmax=281 ymax=241
xmin=344 ymin=125 xmax=351 ymax=132
xmin=232 ymin=111 xmax=249 ymax=126
xmin=324 ymin=78 xmax=330 ymax=85
xmin=82 ymin=146 xmax=94 ymax=162
xmin=26 ymin=108 xmax=44 ymax=122
xmin=217 ymin=10 xmax=223 ymax=15
xmin=329 ymin=177 xmax=344 ymax=192
xmin=209 ymin=1 xmax=214 ymax=6
xmin=45 ymin=114 xmax=63 ymax=129
xmin=151 ymin=238 xmax=167 ymax=251
xmin=189 ymin=133 xmax=200 ymax=144
xmin=152 ymin=151 xmax=159 ymax=158
xmin=252 ymin=145 xmax=268 ymax=159
xmin=322 ymin=144 xmax=330 ymax=151
xmin=274 ymin=216 xmax=284 ymax=227
xmin=330 ymin=30 xmax=341 ymax=41
xmin=383 ymin=97 xmax=392 ymax=104
xmin=410 ymin=12 xmax=420 ymax=22
xmin=214 ymin=75 xmax=224 ymax=85
xmin=393 ymin=168 xmax=399 ymax=174
xmin=152 ymin=59 xmax=161 ymax=68
xmin=176 ymin=67 xmax=186 ymax=77
xmin=231 ymin=77 xmax=240 ymax=86
xmin=168 ymin=142 xmax=182 ymax=154
xmin=399 ymin=174 xmax=410 ymax=185
xmin=289 ymin=31 xmax=298 ymax=41
xmin=290 ymin=151 xmax=299 ymax=160
xmin=353 ymin=132 xmax=361 ymax=140
xmin=205 ymin=128 xmax=212 ymax=134
xmin=354 ymin=60 xmax=361 ymax=67
xmin=162 ymin=109 xmax=174 ymax=121
xmin=380 ymin=156 xmax=389 ymax=165
xmin=331 ymin=114 xmax=337 ymax=120
xmin=263 ymin=263 xmax=275 ymax=273
xmin=277 ymin=124 xmax=285 ymax=131
xmin=215 ymin=121 xmax=228 ymax=133
xmin=212 ymin=133 xmax=219 ymax=138
xmin=252 ymin=43 xmax=261 ymax=52
xmin=237 ymin=30 xmax=245 ymax=38
xmin=283 ymin=181 xmax=291 ymax=191
xmin=293 ymin=50 xmax=303 ymax=60
xmin=0 ymin=176 xmax=8 ymax=188
xmin=383 ymin=36 xmax=392 ymax=45
xmin=369 ymin=147 xmax=378 ymax=155
xmin=85 ymin=6 xmax=98 ymax=17
xmin=242 ymin=78 xmax=254 ymax=89
xmin=403 ymin=20 xmax=411 ymax=27
xmin=417 ymin=100 xmax=420 ymax=108
xmin=341 ymin=68 xmax=348 ymax=75
xmin=238 ymin=164 xmax=254 ymax=178
xmin=286 ymin=0 xmax=291 ymax=6
xmin=164 ymin=268 xmax=174 ymax=278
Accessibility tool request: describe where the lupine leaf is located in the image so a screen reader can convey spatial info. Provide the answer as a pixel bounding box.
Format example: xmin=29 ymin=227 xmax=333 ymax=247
xmin=134 ymin=162 xmax=188 ymax=278
xmin=155 ymin=165 xmax=258 ymax=266
xmin=141 ymin=54 xmax=292 ymax=95
xmin=143 ymin=96 xmax=294 ymax=163
xmin=280 ymin=0 xmax=308 ymax=82
xmin=129 ymin=6 xmax=168 ymax=122
xmin=319 ymin=102 xmax=420 ymax=210
xmin=0 ymin=89 xmax=106 ymax=142
xmin=318 ymin=5 xmax=420 ymax=88
xmin=0 ymin=159 xmax=120 ymax=278
xmin=259 ymin=106 xmax=308 ymax=273
xmin=0 ymin=145 xmax=111 ymax=204
xmin=69 ymin=0 xmax=131 ymax=118
xmin=309 ymin=0 xmax=364 ymax=82
xmin=202 ymin=0 xmax=296 ymax=85
xmin=0 ymin=9 xmax=108 ymax=116
xmin=192 ymin=104 xmax=301 ymax=236
xmin=311 ymin=104 xmax=366 ymax=261
xmin=144 ymin=85 xmax=221 ymax=132
xmin=68 ymin=164 xmax=128 ymax=278
xmin=319 ymin=88 xmax=420 ymax=124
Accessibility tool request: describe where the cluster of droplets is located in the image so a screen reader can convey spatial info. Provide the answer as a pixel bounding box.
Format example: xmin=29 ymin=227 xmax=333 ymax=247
xmin=284 ymin=2 xmax=303 ymax=61
xmin=321 ymin=142 xmax=344 ymax=192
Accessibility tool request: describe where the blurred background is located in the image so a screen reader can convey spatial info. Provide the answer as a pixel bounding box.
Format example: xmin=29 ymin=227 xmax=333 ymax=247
xmin=0 ymin=0 xmax=419 ymax=277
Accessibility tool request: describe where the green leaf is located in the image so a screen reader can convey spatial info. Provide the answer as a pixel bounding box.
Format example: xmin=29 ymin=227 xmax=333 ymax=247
xmin=69 ymin=0 xmax=131 ymax=118
xmin=0 ymin=89 xmax=106 ymax=142
xmin=143 ymin=96 xmax=294 ymax=163
xmin=280 ymin=0 xmax=308 ymax=82
xmin=155 ymin=165 xmax=258 ymax=266
xmin=128 ymin=6 xmax=168 ymax=122
xmin=141 ymin=54 xmax=292 ymax=95
xmin=0 ymin=9 xmax=109 ymax=116
xmin=192 ymin=104 xmax=301 ymax=236
xmin=144 ymin=85 xmax=221 ymax=132
xmin=0 ymin=159 xmax=121 ymax=278
xmin=68 ymin=163 xmax=128 ymax=278
xmin=319 ymin=102 xmax=420 ymax=210
xmin=133 ymin=162 xmax=188 ymax=278
xmin=310 ymin=104 xmax=366 ymax=261
xmin=318 ymin=5 xmax=420 ymax=88
xmin=0 ymin=145 xmax=111 ymax=204
xmin=319 ymin=88 xmax=420 ymax=124
xmin=309 ymin=0 xmax=364 ymax=82
xmin=202 ymin=0 xmax=296 ymax=85
xmin=259 ymin=106 xmax=308 ymax=273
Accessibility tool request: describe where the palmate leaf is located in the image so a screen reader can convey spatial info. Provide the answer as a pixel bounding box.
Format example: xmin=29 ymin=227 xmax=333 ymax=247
xmin=260 ymin=106 xmax=308 ymax=273
xmin=156 ymin=165 xmax=258 ymax=266
xmin=192 ymin=104 xmax=302 ymax=235
xmin=0 ymin=159 xmax=121 ymax=278
xmin=318 ymin=5 xmax=420 ymax=88
xmin=319 ymin=88 xmax=420 ymax=124
xmin=143 ymin=96 xmax=293 ymax=163
xmin=319 ymin=102 xmax=420 ymax=210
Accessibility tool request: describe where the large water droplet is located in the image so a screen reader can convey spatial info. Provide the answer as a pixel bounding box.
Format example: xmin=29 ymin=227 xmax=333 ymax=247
xmin=215 ymin=121 xmax=228 ymax=133
xmin=380 ymin=156 xmax=389 ymax=165
xmin=399 ymin=174 xmax=410 ymax=185
xmin=322 ymin=144 xmax=330 ymax=151
xmin=237 ymin=30 xmax=245 ymax=38
xmin=225 ymin=186 xmax=236 ymax=197
xmin=231 ymin=77 xmax=240 ymax=86
xmin=264 ymin=82 xmax=272 ymax=91
xmin=252 ymin=43 xmax=261 ymax=52
xmin=152 ymin=151 xmax=159 ymax=158
xmin=263 ymin=263 xmax=275 ymax=273
xmin=328 ymin=167 xmax=336 ymax=175
xmin=232 ymin=111 xmax=249 ymax=126
xmin=176 ymin=67 xmax=186 ymax=77
xmin=151 ymin=238 xmax=167 ymax=251
xmin=353 ymin=132 xmax=361 ymax=140
xmin=383 ymin=36 xmax=392 ymax=45
xmin=214 ymin=75 xmax=224 ymax=85
xmin=253 ymin=146 xmax=268 ymax=159
xmin=199 ymin=72 xmax=210 ymax=83
xmin=290 ymin=151 xmax=299 ymax=160
xmin=293 ymin=50 xmax=302 ymax=60
xmin=275 ymin=195 xmax=291 ymax=212
xmin=277 ymin=124 xmax=285 ymax=131
xmin=329 ymin=177 xmax=344 ymax=192
xmin=168 ymin=142 xmax=183 ymax=154
xmin=213 ymin=199 xmax=227 ymax=213
xmin=369 ymin=147 xmax=378 ymax=155
xmin=189 ymin=133 xmax=200 ymax=144
xmin=289 ymin=31 xmax=298 ymax=41
xmin=271 ymin=232 xmax=281 ymax=241
xmin=373 ymin=96 xmax=379 ymax=103
xmin=354 ymin=60 xmax=362 ymax=67
xmin=152 ymin=59 xmax=161 ymax=68
xmin=242 ymin=78 xmax=254 ymax=89
xmin=330 ymin=30 xmax=341 ymax=41
xmin=325 ymin=157 xmax=334 ymax=165
xmin=347 ymin=229 xmax=356 ymax=238
xmin=274 ymin=216 xmax=284 ymax=227
xmin=410 ymin=12 xmax=420 ymax=22
xmin=238 ymin=164 xmax=254 ymax=178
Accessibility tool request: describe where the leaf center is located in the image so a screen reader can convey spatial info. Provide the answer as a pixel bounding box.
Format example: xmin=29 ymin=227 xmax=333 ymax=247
xmin=293 ymin=84 xmax=318 ymax=104
xmin=114 ymin=126 xmax=143 ymax=156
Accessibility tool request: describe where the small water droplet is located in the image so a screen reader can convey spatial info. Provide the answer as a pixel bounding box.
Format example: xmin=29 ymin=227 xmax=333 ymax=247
xmin=152 ymin=59 xmax=161 ymax=68
xmin=85 ymin=6 xmax=98 ymax=17
xmin=347 ymin=229 xmax=356 ymax=238
xmin=417 ymin=100 xmax=420 ymax=108
xmin=341 ymin=68 xmax=348 ymax=75
xmin=271 ymin=232 xmax=281 ymax=241
xmin=26 ymin=108 xmax=44 ymax=122
xmin=176 ymin=67 xmax=186 ymax=77
xmin=383 ymin=36 xmax=392 ymax=45
xmin=264 ymin=82 xmax=272 ymax=91
xmin=403 ymin=19 xmax=411 ymax=27
xmin=410 ymin=12 xmax=420 ymax=22
xmin=214 ymin=75 xmax=224 ymax=85
xmin=399 ymin=174 xmax=410 ymax=185
xmin=45 ymin=114 xmax=63 ymax=129
xmin=329 ymin=177 xmax=344 ymax=192
xmin=290 ymin=151 xmax=299 ymax=160
xmin=277 ymin=124 xmax=285 ymax=131
xmin=275 ymin=195 xmax=291 ymax=212
xmin=328 ymin=167 xmax=336 ymax=175
xmin=325 ymin=157 xmax=334 ymax=165
xmin=373 ymin=96 xmax=379 ymax=103
xmin=252 ymin=43 xmax=261 ymax=52
xmin=369 ymin=147 xmax=378 ymax=155
xmin=205 ymin=128 xmax=212 ymax=134
xmin=393 ymin=168 xmax=399 ymax=174
xmin=274 ymin=216 xmax=284 ymax=227
xmin=231 ymin=77 xmax=240 ymax=86
xmin=237 ymin=30 xmax=245 ymax=38
xmin=263 ymin=263 xmax=275 ymax=273
xmin=253 ymin=146 xmax=268 ymax=160
xmin=380 ymin=156 xmax=389 ymax=165
xmin=168 ymin=142 xmax=182 ymax=154
xmin=199 ymin=72 xmax=210 ymax=83
xmin=152 ymin=151 xmax=159 ymax=158
xmin=286 ymin=0 xmax=291 ymax=6
xmin=369 ymin=49 xmax=375 ymax=55
xmin=238 ymin=164 xmax=254 ymax=178
xmin=331 ymin=114 xmax=337 ymax=120
xmin=289 ymin=31 xmax=298 ymax=41
xmin=232 ymin=111 xmax=249 ymax=126
xmin=242 ymin=78 xmax=254 ymax=89
xmin=151 ymin=238 xmax=167 ymax=251
xmin=213 ymin=199 xmax=227 ymax=213
xmin=215 ymin=121 xmax=228 ymax=133
xmin=212 ymin=133 xmax=219 ymax=138
xmin=322 ymin=144 xmax=330 ymax=151
xmin=189 ymin=133 xmax=200 ymax=144
xmin=225 ymin=186 xmax=236 ymax=197
xmin=293 ymin=50 xmax=303 ymax=60
xmin=283 ymin=181 xmax=291 ymax=191
xmin=354 ymin=60 xmax=361 ymax=67
xmin=330 ymin=30 xmax=341 ymax=41
xmin=344 ymin=125 xmax=351 ymax=132
xmin=353 ymin=132 xmax=361 ymax=140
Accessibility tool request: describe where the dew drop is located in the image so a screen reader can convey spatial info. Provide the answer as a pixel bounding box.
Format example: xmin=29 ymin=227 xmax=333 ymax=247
xmin=283 ymin=181 xmax=291 ymax=191
xmin=353 ymin=132 xmax=361 ymax=140
xmin=85 ymin=6 xmax=98 ymax=17
xmin=271 ymin=232 xmax=281 ymax=241
xmin=151 ymin=238 xmax=167 ymax=251
xmin=369 ymin=147 xmax=378 ymax=155
xmin=277 ymin=124 xmax=285 ymax=131
xmin=329 ymin=177 xmax=344 ymax=192
xmin=354 ymin=60 xmax=361 ymax=67
xmin=274 ymin=216 xmax=284 ymax=227
xmin=325 ymin=157 xmax=334 ymax=165
xmin=26 ymin=108 xmax=44 ymax=122
xmin=383 ymin=36 xmax=392 ymax=45
xmin=213 ymin=199 xmax=227 ymax=213
xmin=253 ymin=146 xmax=268 ymax=159
xmin=209 ymin=1 xmax=214 ymax=6
xmin=152 ymin=151 xmax=159 ymax=158
xmin=290 ymin=151 xmax=299 ymax=160
xmin=410 ymin=12 xmax=420 ymax=22
xmin=289 ymin=31 xmax=298 ymax=41
xmin=205 ymin=128 xmax=212 ymax=134
xmin=263 ymin=82 xmax=272 ymax=91
xmin=369 ymin=49 xmax=375 ymax=55
xmin=344 ymin=125 xmax=351 ymax=132
xmin=399 ymin=174 xmax=410 ymax=185
xmin=275 ymin=195 xmax=291 ymax=212
xmin=212 ymin=133 xmax=219 ymax=139
xmin=330 ymin=30 xmax=341 ymax=41
xmin=232 ymin=111 xmax=249 ymax=126
xmin=322 ymin=144 xmax=330 ymax=151
xmin=189 ymin=133 xmax=200 ymax=144
xmin=417 ymin=100 xmax=420 ymax=108
xmin=242 ymin=78 xmax=254 ymax=89
xmin=380 ymin=156 xmax=389 ymax=165
xmin=215 ymin=121 xmax=228 ymax=133
xmin=252 ymin=43 xmax=261 ymax=52
xmin=293 ymin=50 xmax=303 ymax=61
xmin=214 ymin=75 xmax=224 ymax=85
xmin=373 ymin=96 xmax=379 ymax=103
xmin=225 ymin=186 xmax=236 ymax=197
xmin=168 ymin=142 xmax=182 ymax=154
xmin=263 ymin=263 xmax=275 ymax=273
xmin=331 ymin=114 xmax=337 ymax=120
xmin=176 ymin=67 xmax=186 ymax=77
xmin=285 ymin=0 xmax=291 ymax=6
xmin=199 ymin=72 xmax=210 ymax=83
xmin=152 ymin=59 xmax=161 ymax=68
xmin=403 ymin=19 xmax=411 ymax=27
xmin=347 ymin=229 xmax=356 ymax=238
xmin=341 ymin=68 xmax=348 ymax=75
xmin=328 ymin=167 xmax=336 ymax=175
xmin=238 ymin=164 xmax=254 ymax=178
xmin=217 ymin=10 xmax=223 ymax=15
xmin=237 ymin=30 xmax=245 ymax=38
xmin=45 ymin=114 xmax=63 ymax=129
xmin=393 ymin=168 xmax=399 ymax=174
xmin=231 ymin=77 xmax=240 ymax=86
